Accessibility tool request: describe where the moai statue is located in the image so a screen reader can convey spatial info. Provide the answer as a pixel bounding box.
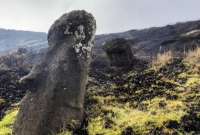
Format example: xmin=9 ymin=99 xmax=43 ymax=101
xmin=103 ymin=38 xmax=134 ymax=67
xmin=13 ymin=10 xmax=96 ymax=135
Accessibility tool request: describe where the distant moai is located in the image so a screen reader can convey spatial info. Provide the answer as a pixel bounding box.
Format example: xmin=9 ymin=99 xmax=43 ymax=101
xmin=103 ymin=38 xmax=134 ymax=67
xmin=13 ymin=10 xmax=96 ymax=135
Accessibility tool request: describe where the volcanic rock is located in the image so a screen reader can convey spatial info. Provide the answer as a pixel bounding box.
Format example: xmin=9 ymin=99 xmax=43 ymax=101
xmin=13 ymin=10 xmax=96 ymax=135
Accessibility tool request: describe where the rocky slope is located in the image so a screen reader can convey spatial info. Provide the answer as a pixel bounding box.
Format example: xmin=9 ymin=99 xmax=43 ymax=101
xmin=0 ymin=29 xmax=47 ymax=54
xmin=94 ymin=20 xmax=200 ymax=61
xmin=1 ymin=19 xmax=200 ymax=58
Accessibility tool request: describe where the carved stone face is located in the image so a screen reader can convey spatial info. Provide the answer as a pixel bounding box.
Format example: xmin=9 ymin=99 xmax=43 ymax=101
xmin=47 ymin=10 xmax=96 ymax=60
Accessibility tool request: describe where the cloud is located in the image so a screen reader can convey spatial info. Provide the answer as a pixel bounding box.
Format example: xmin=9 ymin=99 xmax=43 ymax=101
xmin=0 ymin=0 xmax=199 ymax=34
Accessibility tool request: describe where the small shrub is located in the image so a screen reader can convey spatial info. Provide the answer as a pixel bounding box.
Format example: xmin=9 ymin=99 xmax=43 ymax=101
xmin=185 ymin=47 xmax=200 ymax=63
xmin=184 ymin=47 xmax=200 ymax=72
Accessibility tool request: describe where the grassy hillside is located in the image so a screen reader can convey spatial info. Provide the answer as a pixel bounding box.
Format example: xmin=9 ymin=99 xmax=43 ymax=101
xmin=0 ymin=48 xmax=200 ymax=135
xmin=83 ymin=49 xmax=200 ymax=135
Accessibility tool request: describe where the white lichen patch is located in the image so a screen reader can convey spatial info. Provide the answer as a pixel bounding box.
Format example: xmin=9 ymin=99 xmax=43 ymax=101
xmin=62 ymin=23 xmax=94 ymax=59
xmin=74 ymin=42 xmax=83 ymax=54
xmin=73 ymin=42 xmax=92 ymax=59
xmin=72 ymin=25 xmax=93 ymax=59
xmin=75 ymin=25 xmax=86 ymax=40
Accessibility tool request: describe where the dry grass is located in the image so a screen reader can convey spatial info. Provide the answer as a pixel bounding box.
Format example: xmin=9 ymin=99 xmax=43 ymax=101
xmin=152 ymin=51 xmax=173 ymax=70
xmin=185 ymin=47 xmax=200 ymax=60
xmin=184 ymin=47 xmax=200 ymax=68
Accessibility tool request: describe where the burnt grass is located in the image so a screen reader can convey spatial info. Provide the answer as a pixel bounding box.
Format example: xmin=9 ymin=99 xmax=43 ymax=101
xmin=0 ymin=68 xmax=29 ymax=118
xmin=0 ymin=57 xmax=199 ymax=134
xmin=78 ymin=58 xmax=200 ymax=135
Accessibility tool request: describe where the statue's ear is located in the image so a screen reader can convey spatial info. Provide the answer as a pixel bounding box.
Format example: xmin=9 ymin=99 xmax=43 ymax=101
xmin=19 ymin=73 xmax=33 ymax=85
xmin=19 ymin=70 xmax=40 ymax=92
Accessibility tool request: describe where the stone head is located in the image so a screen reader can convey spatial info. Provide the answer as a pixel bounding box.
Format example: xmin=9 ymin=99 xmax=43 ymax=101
xmin=48 ymin=10 xmax=96 ymax=45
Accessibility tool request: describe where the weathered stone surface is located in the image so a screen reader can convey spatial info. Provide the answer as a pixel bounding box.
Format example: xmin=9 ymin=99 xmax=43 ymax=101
xmin=103 ymin=38 xmax=134 ymax=67
xmin=13 ymin=10 xmax=96 ymax=135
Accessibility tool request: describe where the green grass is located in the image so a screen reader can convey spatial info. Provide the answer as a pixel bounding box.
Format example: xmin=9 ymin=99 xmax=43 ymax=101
xmin=88 ymin=97 xmax=186 ymax=135
xmin=0 ymin=108 xmax=73 ymax=135
xmin=0 ymin=98 xmax=5 ymax=105
xmin=0 ymin=109 xmax=18 ymax=135
xmin=87 ymin=55 xmax=200 ymax=134
xmin=57 ymin=131 xmax=72 ymax=135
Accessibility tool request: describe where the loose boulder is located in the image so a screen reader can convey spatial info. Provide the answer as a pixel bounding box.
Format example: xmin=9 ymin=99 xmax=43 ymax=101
xmin=13 ymin=10 xmax=96 ymax=135
xmin=103 ymin=38 xmax=134 ymax=67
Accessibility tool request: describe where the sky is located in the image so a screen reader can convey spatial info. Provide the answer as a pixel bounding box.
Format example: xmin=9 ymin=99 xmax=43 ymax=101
xmin=0 ymin=0 xmax=200 ymax=34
